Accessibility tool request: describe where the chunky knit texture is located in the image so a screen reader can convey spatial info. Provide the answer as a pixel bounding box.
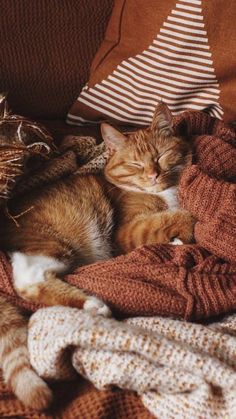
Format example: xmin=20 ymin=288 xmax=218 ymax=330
xmin=28 ymin=306 xmax=236 ymax=419
xmin=66 ymin=245 xmax=236 ymax=319
xmin=1 ymin=244 xmax=235 ymax=320
xmin=177 ymin=112 xmax=236 ymax=263
xmin=180 ymin=166 xmax=236 ymax=262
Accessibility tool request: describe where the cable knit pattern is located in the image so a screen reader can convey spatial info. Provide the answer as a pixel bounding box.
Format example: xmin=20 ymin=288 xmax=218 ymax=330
xmin=176 ymin=111 xmax=236 ymax=263
xmin=193 ymin=135 xmax=236 ymax=180
xmin=28 ymin=307 xmax=236 ymax=419
xmin=66 ymin=245 xmax=236 ymax=319
xmin=179 ymin=166 xmax=234 ymax=222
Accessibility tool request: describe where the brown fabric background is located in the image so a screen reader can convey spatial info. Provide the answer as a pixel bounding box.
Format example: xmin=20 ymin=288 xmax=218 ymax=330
xmin=89 ymin=0 xmax=174 ymax=84
xmin=69 ymin=0 xmax=236 ymax=123
xmin=0 ymin=0 xmax=113 ymax=119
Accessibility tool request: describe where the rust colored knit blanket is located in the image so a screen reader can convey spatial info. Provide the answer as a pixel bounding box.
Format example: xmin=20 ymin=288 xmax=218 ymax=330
xmin=0 ymin=111 xmax=236 ymax=320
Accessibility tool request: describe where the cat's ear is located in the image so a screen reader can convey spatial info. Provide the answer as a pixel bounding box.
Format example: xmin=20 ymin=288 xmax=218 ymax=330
xmin=151 ymin=102 xmax=173 ymax=137
xmin=101 ymin=123 xmax=127 ymax=153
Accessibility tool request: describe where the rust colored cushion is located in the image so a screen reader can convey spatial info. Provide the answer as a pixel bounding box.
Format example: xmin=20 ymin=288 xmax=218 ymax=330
xmin=68 ymin=0 xmax=236 ymax=126
xmin=0 ymin=0 xmax=113 ymax=119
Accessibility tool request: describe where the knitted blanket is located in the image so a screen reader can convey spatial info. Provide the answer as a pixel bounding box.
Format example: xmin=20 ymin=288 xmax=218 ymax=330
xmin=28 ymin=306 xmax=236 ymax=419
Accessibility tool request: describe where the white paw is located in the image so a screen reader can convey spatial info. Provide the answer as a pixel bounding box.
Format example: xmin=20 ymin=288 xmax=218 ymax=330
xmin=83 ymin=297 xmax=112 ymax=317
xmin=170 ymin=238 xmax=183 ymax=245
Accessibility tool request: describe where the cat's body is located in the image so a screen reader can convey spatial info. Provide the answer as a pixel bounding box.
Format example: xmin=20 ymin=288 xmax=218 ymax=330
xmin=2 ymin=174 xmax=185 ymax=261
xmin=0 ymin=103 xmax=194 ymax=409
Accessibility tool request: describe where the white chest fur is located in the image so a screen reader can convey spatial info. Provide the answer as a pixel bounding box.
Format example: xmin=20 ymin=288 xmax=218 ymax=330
xmin=156 ymin=186 xmax=179 ymax=210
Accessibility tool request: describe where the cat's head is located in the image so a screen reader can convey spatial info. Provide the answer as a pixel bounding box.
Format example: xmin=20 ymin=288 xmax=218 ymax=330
xmin=101 ymin=103 xmax=191 ymax=193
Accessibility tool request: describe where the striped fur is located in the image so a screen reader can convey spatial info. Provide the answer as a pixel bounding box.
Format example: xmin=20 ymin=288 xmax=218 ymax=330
xmin=0 ymin=295 xmax=53 ymax=409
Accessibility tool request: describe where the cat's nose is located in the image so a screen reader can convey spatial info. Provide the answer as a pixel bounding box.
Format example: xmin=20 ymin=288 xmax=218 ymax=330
xmin=147 ymin=172 xmax=158 ymax=184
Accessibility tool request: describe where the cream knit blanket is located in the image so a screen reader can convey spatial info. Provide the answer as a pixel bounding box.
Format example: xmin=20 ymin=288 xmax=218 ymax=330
xmin=28 ymin=307 xmax=236 ymax=419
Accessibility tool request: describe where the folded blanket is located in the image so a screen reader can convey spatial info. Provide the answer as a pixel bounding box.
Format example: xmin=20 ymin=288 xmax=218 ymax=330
xmin=28 ymin=306 xmax=236 ymax=419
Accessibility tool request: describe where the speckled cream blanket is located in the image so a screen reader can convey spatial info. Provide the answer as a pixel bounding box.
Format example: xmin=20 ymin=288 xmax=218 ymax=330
xmin=28 ymin=307 xmax=236 ymax=419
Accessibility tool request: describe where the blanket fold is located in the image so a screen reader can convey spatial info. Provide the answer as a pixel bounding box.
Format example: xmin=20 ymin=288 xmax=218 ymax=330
xmin=179 ymin=165 xmax=236 ymax=262
xmin=28 ymin=306 xmax=236 ymax=419
xmin=66 ymin=244 xmax=236 ymax=319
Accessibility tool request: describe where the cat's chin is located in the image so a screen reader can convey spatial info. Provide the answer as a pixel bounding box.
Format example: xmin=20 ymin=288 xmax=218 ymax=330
xmin=115 ymin=184 xmax=144 ymax=193
xmin=144 ymin=185 xmax=169 ymax=194
xmin=116 ymin=183 xmax=169 ymax=194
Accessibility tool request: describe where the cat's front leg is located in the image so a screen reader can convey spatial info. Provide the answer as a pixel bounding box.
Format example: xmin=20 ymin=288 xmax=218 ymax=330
xmin=165 ymin=210 xmax=195 ymax=244
xmin=116 ymin=210 xmax=195 ymax=253
xmin=11 ymin=252 xmax=111 ymax=317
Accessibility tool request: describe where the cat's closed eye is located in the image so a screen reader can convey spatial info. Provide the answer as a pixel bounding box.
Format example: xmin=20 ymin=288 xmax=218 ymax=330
xmin=158 ymin=154 xmax=167 ymax=167
xmin=129 ymin=161 xmax=144 ymax=169
xmin=158 ymin=151 xmax=182 ymax=171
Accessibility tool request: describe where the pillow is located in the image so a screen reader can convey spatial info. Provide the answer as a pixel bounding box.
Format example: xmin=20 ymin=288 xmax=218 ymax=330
xmin=0 ymin=0 xmax=113 ymax=118
xmin=67 ymin=0 xmax=236 ymax=126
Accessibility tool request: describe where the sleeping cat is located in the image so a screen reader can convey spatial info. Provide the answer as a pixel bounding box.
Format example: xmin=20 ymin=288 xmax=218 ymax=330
xmin=0 ymin=103 xmax=194 ymax=409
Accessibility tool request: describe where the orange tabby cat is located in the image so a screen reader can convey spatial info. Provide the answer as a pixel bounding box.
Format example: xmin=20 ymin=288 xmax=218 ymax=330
xmin=0 ymin=103 xmax=194 ymax=409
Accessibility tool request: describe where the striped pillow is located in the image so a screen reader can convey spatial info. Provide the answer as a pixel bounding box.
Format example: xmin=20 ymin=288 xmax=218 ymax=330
xmin=67 ymin=0 xmax=236 ymax=126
